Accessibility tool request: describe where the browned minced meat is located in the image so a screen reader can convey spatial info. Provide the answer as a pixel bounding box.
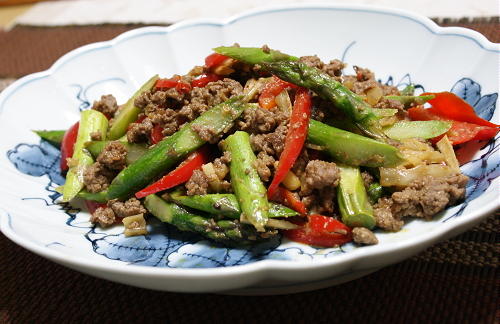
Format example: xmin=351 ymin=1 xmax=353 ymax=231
xmin=108 ymin=198 xmax=146 ymax=218
xmin=186 ymin=170 xmax=210 ymax=195
xmin=300 ymin=160 xmax=340 ymax=195
xmin=352 ymin=227 xmax=378 ymax=245
xmin=212 ymin=151 xmax=231 ymax=178
xmin=299 ymin=55 xmax=345 ymax=78
xmin=90 ymin=207 xmax=116 ymax=227
xmin=127 ymin=117 xmax=153 ymax=143
xmin=301 ymin=187 xmax=336 ymax=214
xmin=374 ymin=98 xmax=404 ymax=110
xmin=343 ymin=66 xmax=400 ymax=96
xmin=179 ymin=78 xmax=243 ymax=121
xmin=238 ymin=106 xmax=288 ymax=134
xmin=191 ymin=124 xmax=221 ymax=144
xmin=96 ymin=141 xmax=127 ymax=170
xmin=361 ymin=171 xmax=374 ymax=190
xmin=90 ymin=131 xmax=102 ymax=141
xmin=250 ymin=124 xmax=288 ymax=158
xmin=253 ymin=151 xmax=276 ymax=182
xmin=145 ymin=105 xmax=181 ymax=136
xmin=83 ymin=162 xmax=115 ymax=193
xmin=92 ymin=94 xmax=118 ymax=117
xmin=373 ymin=174 xmax=469 ymax=231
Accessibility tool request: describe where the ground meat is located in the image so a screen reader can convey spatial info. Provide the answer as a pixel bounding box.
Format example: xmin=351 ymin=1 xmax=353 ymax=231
xmin=299 ymin=56 xmax=345 ymax=78
xmin=96 ymin=141 xmax=127 ymax=170
xmin=352 ymin=227 xmax=378 ymax=245
xmin=92 ymin=94 xmax=118 ymax=117
xmin=301 ymin=187 xmax=336 ymax=214
xmin=373 ymin=197 xmax=405 ymax=231
xmin=361 ymin=171 xmax=374 ymax=190
xmin=127 ymin=117 xmax=153 ymax=143
xmin=238 ymin=106 xmax=287 ymax=134
xmin=90 ymin=207 xmax=116 ymax=227
xmin=353 ymin=66 xmax=375 ymax=81
xmin=374 ymin=98 xmax=404 ymax=111
xmin=299 ymin=55 xmax=324 ymax=69
xmin=212 ymin=151 xmax=231 ymax=180
xmin=181 ymin=78 xmax=243 ymax=120
xmin=108 ymin=198 xmax=146 ymax=218
xmin=83 ymin=162 xmax=115 ymax=193
xmin=186 ymin=170 xmax=210 ymax=195
xmin=291 ymin=149 xmax=309 ymax=177
xmin=323 ymin=59 xmax=346 ymax=77
xmin=250 ymin=124 xmax=288 ymax=157
xmin=351 ymin=79 xmax=379 ymax=95
xmin=253 ymin=151 xmax=275 ymax=182
xmin=191 ymin=124 xmax=221 ymax=144
xmin=300 ymin=160 xmax=340 ymax=195
xmin=373 ymin=174 xmax=468 ymax=231
xmin=135 ymin=88 xmax=186 ymax=110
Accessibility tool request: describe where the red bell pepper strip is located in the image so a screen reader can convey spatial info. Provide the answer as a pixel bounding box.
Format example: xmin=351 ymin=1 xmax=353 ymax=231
xmin=270 ymin=187 xmax=307 ymax=216
xmin=259 ymin=76 xmax=299 ymax=109
xmin=284 ymin=214 xmax=352 ymax=247
xmin=205 ymin=53 xmax=229 ymax=69
xmin=423 ymin=92 xmax=499 ymax=127
xmin=135 ymin=146 xmax=211 ymax=198
xmin=60 ymin=122 xmax=79 ymax=171
xmin=155 ymin=76 xmax=180 ymax=89
xmin=150 ymin=124 xmax=164 ymax=144
xmin=408 ymin=106 xmax=499 ymax=145
xmin=267 ymin=88 xmax=312 ymax=198
xmin=155 ymin=76 xmax=191 ymax=94
xmin=191 ymin=73 xmax=223 ymax=88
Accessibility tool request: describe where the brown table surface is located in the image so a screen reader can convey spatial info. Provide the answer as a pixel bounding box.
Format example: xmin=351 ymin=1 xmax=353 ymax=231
xmin=1 ymin=20 xmax=499 ymax=324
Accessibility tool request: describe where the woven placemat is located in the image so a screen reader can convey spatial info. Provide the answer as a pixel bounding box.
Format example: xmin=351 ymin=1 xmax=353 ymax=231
xmin=1 ymin=20 xmax=499 ymax=324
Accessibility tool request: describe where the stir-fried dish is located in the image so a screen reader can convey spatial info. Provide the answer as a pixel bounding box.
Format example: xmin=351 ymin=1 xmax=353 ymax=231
xmin=36 ymin=45 xmax=499 ymax=247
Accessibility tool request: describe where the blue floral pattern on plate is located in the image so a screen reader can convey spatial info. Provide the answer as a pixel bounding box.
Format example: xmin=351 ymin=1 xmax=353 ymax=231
xmin=6 ymin=77 xmax=498 ymax=268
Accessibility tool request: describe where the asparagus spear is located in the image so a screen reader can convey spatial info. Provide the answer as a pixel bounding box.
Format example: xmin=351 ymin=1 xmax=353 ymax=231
xmin=222 ymin=131 xmax=269 ymax=232
xmin=106 ymin=97 xmax=248 ymax=200
xmin=385 ymin=94 xmax=435 ymax=108
xmin=366 ymin=182 xmax=385 ymax=205
xmin=144 ymin=194 xmax=275 ymax=246
xmin=308 ymin=119 xmax=403 ymax=167
xmin=33 ymin=130 xmax=65 ymax=147
xmin=62 ymin=110 xmax=108 ymax=202
xmin=215 ymin=46 xmax=386 ymax=139
xmin=337 ymin=164 xmax=376 ymax=229
xmin=107 ymin=75 xmax=159 ymax=140
xmin=213 ymin=46 xmax=298 ymax=65
xmin=169 ymin=192 xmax=298 ymax=219
xmin=85 ymin=141 xmax=149 ymax=165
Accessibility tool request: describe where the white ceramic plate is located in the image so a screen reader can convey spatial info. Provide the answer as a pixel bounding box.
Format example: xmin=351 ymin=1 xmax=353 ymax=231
xmin=0 ymin=4 xmax=498 ymax=294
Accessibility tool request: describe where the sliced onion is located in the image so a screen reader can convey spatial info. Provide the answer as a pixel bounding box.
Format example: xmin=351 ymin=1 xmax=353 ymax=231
xmin=275 ymin=89 xmax=293 ymax=113
xmin=380 ymin=164 xmax=457 ymax=187
xmin=366 ymin=86 xmax=383 ymax=105
xmin=436 ymin=135 xmax=460 ymax=172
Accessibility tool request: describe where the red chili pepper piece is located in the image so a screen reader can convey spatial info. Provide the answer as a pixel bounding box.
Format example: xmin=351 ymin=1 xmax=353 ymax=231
xmin=150 ymin=124 xmax=164 ymax=144
xmin=259 ymin=76 xmax=299 ymax=109
xmin=267 ymin=89 xmax=311 ymax=198
xmin=424 ymin=92 xmax=499 ymax=127
xmin=60 ymin=122 xmax=79 ymax=172
xmin=175 ymin=81 xmax=192 ymax=94
xmin=191 ymin=73 xmax=223 ymax=88
xmin=270 ymin=187 xmax=307 ymax=216
xmin=205 ymin=53 xmax=229 ymax=69
xmin=135 ymin=146 xmax=211 ymax=198
xmin=408 ymin=106 xmax=499 ymax=145
xmin=284 ymin=214 xmax=352 ymax=247
xmin=155 ymin=76 xmax=180 ymax=89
